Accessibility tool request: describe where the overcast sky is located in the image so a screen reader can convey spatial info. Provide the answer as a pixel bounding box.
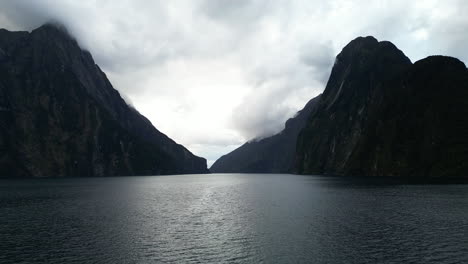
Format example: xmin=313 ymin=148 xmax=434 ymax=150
xmin=0 ymin=0 xmax=467 ymax=166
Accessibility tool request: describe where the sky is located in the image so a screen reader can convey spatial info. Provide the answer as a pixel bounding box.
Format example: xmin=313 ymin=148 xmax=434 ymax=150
xmin=0 ymin=0 xmax=467 ymax=167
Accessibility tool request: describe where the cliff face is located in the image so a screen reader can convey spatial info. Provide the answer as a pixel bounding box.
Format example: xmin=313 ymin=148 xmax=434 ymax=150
xmin=295 ymin=37 xmax=468 ymax=177
xmin=0 ymin=24 xmax=208 ymax=177
xmin=210 ymin=95 xmax=320 ymax=173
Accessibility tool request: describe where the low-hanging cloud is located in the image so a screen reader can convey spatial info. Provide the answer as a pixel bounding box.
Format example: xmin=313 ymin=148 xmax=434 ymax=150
xmin=1 ymin=0 xmax=467 ymax=163
xmin=231 ymin=41 xmax=334 ymax=140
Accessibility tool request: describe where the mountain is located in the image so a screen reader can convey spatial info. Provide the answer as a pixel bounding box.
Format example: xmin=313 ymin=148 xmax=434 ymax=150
xmin=210 ymin=95 xmax=321 ymax=173
xmin=295 ymin=36 xmax=468 ymax=177
xmin=212 ymin=36 xmax=468 ymax=177
xmin=0 ymin=24 xmax=208 ymax=177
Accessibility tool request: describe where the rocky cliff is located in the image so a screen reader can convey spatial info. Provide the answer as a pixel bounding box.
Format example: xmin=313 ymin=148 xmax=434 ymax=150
xmin=295 ymin=36 xmax=468 ymax=177
xmin=0 ymin=24 xmax=208 ymax=177
xmin=210 ymin=95 xmax=320 ymax=173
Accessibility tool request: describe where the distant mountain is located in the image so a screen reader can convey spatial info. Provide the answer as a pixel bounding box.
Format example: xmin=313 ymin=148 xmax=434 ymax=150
xmin=0 ymin=24 xmax=208 ymax=177
xmin=295 ymin=36 xmax=468 ymax=177
xmin=210 ymin=95 xmax=320 ymax=173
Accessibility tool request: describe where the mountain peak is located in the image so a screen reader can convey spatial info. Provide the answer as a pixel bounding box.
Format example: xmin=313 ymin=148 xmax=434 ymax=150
xmin=34 ymin=22 xmax=70 ymax=34
xmin=337 ymin=36 xmax=378 ymax=56
xmin=336 ymin=36 xmax=410 ymax=65
xmin=346 ymin=35 xmax=378 ymax=47
xmin=322 ymin=36 xmax=411 ymax=110
xmin=31 ymin=23 xmax=77 ymax=44
xmin=415 ymin=55 xmax=467 ymax=71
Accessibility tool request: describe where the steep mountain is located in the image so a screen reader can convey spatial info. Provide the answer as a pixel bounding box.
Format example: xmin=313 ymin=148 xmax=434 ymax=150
xmin=295 ymin=36 xmax=468 ymax=177
xmin=0 ymin=24 xmax=208 ymax=177
xmin=210 ymin=95 xmax=320 ymax=173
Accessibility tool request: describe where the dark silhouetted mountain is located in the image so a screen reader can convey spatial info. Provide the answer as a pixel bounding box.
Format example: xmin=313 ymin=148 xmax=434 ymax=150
xmin=0 ymin=24 xmax=208 ymax=177
xmin=210 ymin=95 xmax=320 ymax=173
xmin=295 ymin=36 xmax=468 ymax=177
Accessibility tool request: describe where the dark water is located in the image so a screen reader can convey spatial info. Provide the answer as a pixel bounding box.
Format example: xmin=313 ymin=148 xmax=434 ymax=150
xmin=1 ymin=174 xmax=467 ymax=263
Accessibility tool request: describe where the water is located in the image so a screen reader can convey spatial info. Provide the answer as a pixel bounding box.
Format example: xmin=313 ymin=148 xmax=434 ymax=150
xmin=0 ymin=174 xmax=467 ymax=263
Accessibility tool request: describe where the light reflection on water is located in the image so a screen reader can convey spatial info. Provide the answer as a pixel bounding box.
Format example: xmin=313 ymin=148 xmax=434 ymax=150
xmin=0 ymin=174 xmax=467 ymax=263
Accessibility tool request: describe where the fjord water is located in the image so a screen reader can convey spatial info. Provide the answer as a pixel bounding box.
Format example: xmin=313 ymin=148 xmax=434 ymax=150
xmin=1 ymin=174 xmax=467 ymax=263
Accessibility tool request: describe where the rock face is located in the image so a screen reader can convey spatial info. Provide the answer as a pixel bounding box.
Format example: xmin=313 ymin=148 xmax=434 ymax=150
xmin=295 ymin=36 xmax=468 ymax=177
xmin=210 ymin=95 xmax=320 ymax=173
xmin=0 ymin=24 xmax=208 ymax=177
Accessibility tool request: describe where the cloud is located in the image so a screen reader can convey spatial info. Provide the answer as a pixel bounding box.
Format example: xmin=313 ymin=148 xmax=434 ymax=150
xmin=0 ymin=0 xmax=467 ymax=161
xmin=230 ymin=40 xmax=333 ymax=139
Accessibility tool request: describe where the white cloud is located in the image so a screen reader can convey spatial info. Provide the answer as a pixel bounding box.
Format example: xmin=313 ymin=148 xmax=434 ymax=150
xmin=0 ymin=0 xmax=466 ymax=161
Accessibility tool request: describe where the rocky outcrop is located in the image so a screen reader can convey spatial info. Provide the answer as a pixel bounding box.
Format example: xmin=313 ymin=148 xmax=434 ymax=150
xmin=295 ymin=36 xmax=468 ymax=177
xmin=0 ymin=24 xmax=208 ymax=177
xmin=210 ymin=95 xmax=320 ymax=173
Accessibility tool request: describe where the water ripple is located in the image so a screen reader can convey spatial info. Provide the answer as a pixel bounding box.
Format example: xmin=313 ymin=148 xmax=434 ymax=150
xmin=0 ymin=175 xmax=467 ymax=263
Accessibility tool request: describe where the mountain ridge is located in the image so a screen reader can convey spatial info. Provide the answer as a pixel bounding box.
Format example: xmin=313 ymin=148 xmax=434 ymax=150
xmin=295 ymin=37 xmax=468 ymax=177
xmin=213 ymin=36 xmax=468 ymax=177
xmin=0 ymin=24 xmax=208 ymax=177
